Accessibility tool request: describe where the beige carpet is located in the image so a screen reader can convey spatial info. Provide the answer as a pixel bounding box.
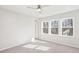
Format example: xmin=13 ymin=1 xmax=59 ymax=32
xmin=1 ymin=40 xmax=79 ymax=53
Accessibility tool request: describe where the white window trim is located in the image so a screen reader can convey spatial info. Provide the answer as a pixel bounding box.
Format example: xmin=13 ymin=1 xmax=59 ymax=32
xmin=41 ymin=21 xmax=50 ymax=35
xmin=41 ymin=17 xmax=74 ymax=38
xmin=49 ymin=19 xmax=59 ymax=36
xmin=60 ymin=17 xmax=74 ymax=38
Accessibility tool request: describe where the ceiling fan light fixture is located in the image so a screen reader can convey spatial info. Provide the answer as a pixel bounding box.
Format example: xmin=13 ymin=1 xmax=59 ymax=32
xmin=37 ymin=8 xmax=41 ymax=12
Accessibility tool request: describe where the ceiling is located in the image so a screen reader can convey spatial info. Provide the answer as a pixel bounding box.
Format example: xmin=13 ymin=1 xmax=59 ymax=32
xmin=0 ymin=5 xmax=79 ymax=18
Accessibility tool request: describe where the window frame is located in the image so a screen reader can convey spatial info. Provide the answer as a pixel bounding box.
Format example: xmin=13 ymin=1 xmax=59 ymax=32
xmin=41 ymin=17 xmax=74 ymax=37
xmin=59 ymin=17 xmax=74 ymax=37
xmin=41 ymin=21 xmax=49 ymax=35
xmin=50 ymin=19 xmax=59 ymax=35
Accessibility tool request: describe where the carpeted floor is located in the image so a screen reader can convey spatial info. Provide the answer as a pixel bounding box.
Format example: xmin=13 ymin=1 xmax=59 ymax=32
xmin=0 ymin=40 xmax=79 ymax=53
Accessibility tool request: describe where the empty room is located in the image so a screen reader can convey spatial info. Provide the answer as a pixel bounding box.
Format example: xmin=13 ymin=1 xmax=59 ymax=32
xmin=0 ymin=5 xmax=79 ymax=53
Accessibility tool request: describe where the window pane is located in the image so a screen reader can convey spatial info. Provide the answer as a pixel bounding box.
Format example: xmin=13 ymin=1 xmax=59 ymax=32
xmin=51 ymin=28 xmax=58 ymax=34
xmin=62 ymin=28 xmax=73 ymax=36
xmin=43 ymin=22 xmax=48 ymax=28
xmin=43 ymin=28 xmax=48 ymax=33
xmin=62 ymin=18 xmax=73 ymax=28
xmin=51 ymin=20 xmax=58 ymax=28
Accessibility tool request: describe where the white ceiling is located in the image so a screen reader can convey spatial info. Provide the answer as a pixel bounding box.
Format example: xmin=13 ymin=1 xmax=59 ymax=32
xmin=0 ymin=5 xmax=79 ymax=18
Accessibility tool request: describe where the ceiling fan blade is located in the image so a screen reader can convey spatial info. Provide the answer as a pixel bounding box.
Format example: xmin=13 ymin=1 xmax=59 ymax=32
xmin=26 ymin=5 xmax=50 ymax=10
xmin=26 ymin=7 xmax=37 ymax=10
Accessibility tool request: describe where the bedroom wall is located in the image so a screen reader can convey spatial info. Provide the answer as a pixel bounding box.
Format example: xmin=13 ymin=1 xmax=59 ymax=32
xmin=36 ymin=9 xmax=79 ymax=48
xmin=0 ymin=8 xmax=35 ymax=51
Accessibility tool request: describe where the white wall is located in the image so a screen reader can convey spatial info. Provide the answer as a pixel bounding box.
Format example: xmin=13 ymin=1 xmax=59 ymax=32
xmin=0 ymin=8 xmax=35 ymax=51
xmin=36 ymin=9 xmax=79 ymax=48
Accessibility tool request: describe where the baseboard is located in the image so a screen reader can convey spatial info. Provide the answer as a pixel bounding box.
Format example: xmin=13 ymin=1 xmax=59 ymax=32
xmin=37 ymin=38 xmax=79 ymax=49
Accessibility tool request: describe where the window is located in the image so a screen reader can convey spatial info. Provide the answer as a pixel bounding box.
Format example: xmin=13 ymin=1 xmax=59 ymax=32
xmin=51 ymin=20 xmax=59 ymax=34
xmin=41 ymin=17 xmax=73 ymax=37
xmin=42 ymin=22 xmax=49 ymax=34
xmin=62 ymin=18 xmax=73 ymax=36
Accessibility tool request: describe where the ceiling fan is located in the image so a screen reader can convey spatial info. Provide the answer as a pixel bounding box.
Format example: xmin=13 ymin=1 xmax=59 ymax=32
xmin=26 ymin=5 xmax=47 ymax=13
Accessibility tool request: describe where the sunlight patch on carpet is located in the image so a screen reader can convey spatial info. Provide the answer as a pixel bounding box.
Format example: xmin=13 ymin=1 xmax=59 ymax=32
xmin=22 ymin=44 xmax=38 ymax=49
xmin=35 ymin=46 xmax=50 ymax=51
xmin=32 ymin=40 xmax=48 ymax=43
